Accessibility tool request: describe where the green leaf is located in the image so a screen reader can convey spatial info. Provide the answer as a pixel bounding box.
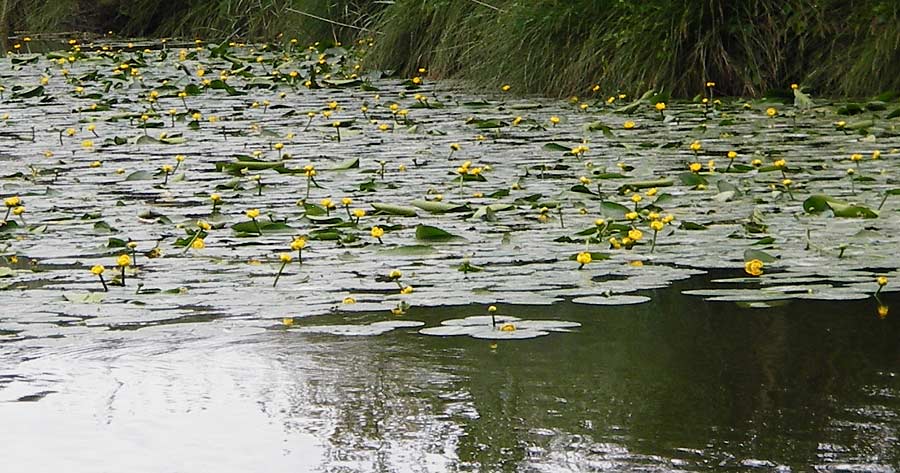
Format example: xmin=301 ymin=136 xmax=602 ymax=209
xmin=12 ymin=86 xmax=44 ymax=99
xmin=679 ymin=221 xmax=708 ymax=230
xmin=322 ymin=78 xmax=362 ymax=87
xmin=567 ymin=252 xmax=610 ymax=261
xmin=410 ymin=200 xmax=469 ymax=213
xmin=125 ymin=170 xmax=154 ymax=181
xmin=472 ymin=204 xmax=514 ymax=220
xmin=415 ymin=225 xmax=461 ymax=241
xmin=542 ymin=143 xmax=571 ymax=152
xmin=371 ymin=203 xmax=417 ymax=217
xmin=93 ymin=221 xmax=117 ymax=234
xmin=63 ymin=292 xmax=105 ymax=304
xmin=327 ymin=157 xmax=359 ymax=170
xmin=215 ymin=160 xmax=288 ymax=175
xmin=744 ymin=249 xmax=777 ymax=263
xmin=0 ymin=220 xmax=19 ymax=233
xmin=207 ymin=79 xmax=244 ymax=96
xmin=600 ymin=201 xmax=630 ymax=217
xmin=617 ymin=179 xmax=673 ymax=193
xmin=231 ymin=221 xmax=294 ymax=234
xmin=466 ymin=118 xmax=509 ymax=130
xmin=678 ymin=172 xmax=708 ymax=186
xmin=803 ymin=195 xmax=878 ymax=218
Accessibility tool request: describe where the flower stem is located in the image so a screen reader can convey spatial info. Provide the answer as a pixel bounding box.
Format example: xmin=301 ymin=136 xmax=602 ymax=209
xmin=273 ymin=262 xmax=287 ymax=287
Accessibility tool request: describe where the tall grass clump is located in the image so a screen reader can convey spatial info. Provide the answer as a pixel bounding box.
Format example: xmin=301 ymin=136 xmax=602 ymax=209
xmin=366 ymin=0 xmax=900 ymax=98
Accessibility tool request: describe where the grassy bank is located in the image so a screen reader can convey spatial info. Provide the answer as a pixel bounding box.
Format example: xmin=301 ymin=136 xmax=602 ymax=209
xmin=3 ymin=0 xmax=900 ymax=98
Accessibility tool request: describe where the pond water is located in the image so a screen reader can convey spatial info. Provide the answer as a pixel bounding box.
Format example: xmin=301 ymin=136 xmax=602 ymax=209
xmin=2 ymin=277 xmax=898 ymax=472
xmin=1 ymin=38 xmax=899 ymax=471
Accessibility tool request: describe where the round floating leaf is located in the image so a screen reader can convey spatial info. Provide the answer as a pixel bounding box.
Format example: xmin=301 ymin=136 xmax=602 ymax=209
xmin=294 ymin=320 xmax=424 ymax=336
xmin=415 ymin=224 xmax=461 ymax=241
xmin=571 ymin=295 xmax=651 ymax=305
xmin=410 ymin=200 xmax=469 ymax=213
xmin=63 ymin=292 xmax=106 ymax=304
xmin=371 ymin=203 xmax=417 ymax=217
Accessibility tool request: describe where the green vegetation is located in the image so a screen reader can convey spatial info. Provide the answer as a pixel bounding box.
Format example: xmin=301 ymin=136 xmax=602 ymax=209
xmin=3 ymin=0 xmax=900 ymax=96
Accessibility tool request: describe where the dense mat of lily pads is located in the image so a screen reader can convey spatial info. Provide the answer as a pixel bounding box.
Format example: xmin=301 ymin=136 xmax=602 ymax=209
xmin=0 ymin=39 xmax=898 ymax=338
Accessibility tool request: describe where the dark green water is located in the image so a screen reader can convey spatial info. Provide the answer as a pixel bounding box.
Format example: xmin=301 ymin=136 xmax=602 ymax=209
xmin=2 ymin=276 xmax=897 ymax=472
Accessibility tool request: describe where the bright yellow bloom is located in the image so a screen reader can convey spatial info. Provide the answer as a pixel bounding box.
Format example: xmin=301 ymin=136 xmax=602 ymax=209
xmin=628 ymin=228 xmax=643 ymax=241
xmin=161 ymin=164 xmax=174 ymax=173
xmin=877 ymin=276 xmax=888 ymax=286
xmin=4 ymin=196 xmax=20 ymax=207
xmin=210 ymin=193 xmax=221 ymax=202
xmin=341 ymin=197 xmax=353 ymax=206
xmin=655 ymin=102 xmax=666 ymax=111
xmin=877 ymin=305 xmax=889 ymax=319
xmin=689 ymin=162 xmax=702 ymax=172
xmin=650 ymin=220 xmax=664 ymax=231
xmin=91 ymin=265 xmax=105 ymax=275
xmin=371 ymin=226 xmax=385 ymax=238
xmin=279 ymin=253 xmax=292 ymax=263
xmin=320 ymin=198 xmax=334 ymax=209
xmin=576 ymin=252 xmax=592 ymax=265
xmin=645 ymin=188 xmax=658 ymax=197
xmin=191 ymin=238 xmax=205 ymax=250
xmin=501 ymin=84 xmax=511 ymax=92
xmin=488 ymin=305 xmax=497 ymax=313
xmin=773 ymin=159 xmax=786 ymax=168
xmin=343 ymin=297 xmax=356 ymax=304
xmin=623 ymin=121 xmax=635 ymax=129
xmin=389 ymin=270 xmax=402 ymax=279
xmin=744 ymin=259 xmax=764 ymax=276
xmin=766 ymin=107 xmax=777 ymax=117
xmin=549 ymin=116 xmax=560 ymax=125
xmin=352 ymin=209 xmax=366 ymax=218
xmin=401 ymin=286 xmax=414 ymax=295
xmin=282 ymin=317 xmax=294 ymax=327
xmin=499 ymin=323 xmax=516 ymax=332
xmin=850 ymin=153 xmax=863 ymax=162
xmin=246 ymin=209 xmax=260 ymax=219
xmin=117 ymin=254 xmax=132 ymax=267
xmin=197 ymin=220 xmax=211 ymax=231
xmin=727 ymin=151 xmax=737 ymax=159
xmin=625 ymin=211 xmax=638 ymax=220
xmin=690 ymin=141 xmax=702 ymax=152
xmin=450 ymin=143 xmax=461 ymax=151
xmin=290 ymin=237 xmax=307 ymax=251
